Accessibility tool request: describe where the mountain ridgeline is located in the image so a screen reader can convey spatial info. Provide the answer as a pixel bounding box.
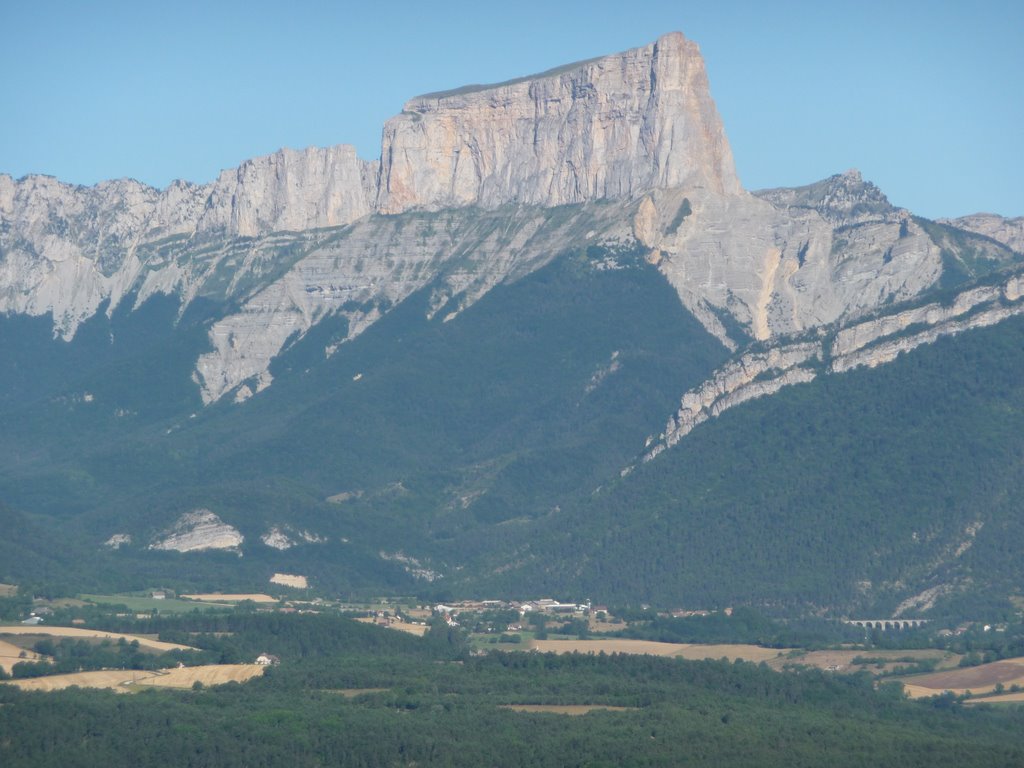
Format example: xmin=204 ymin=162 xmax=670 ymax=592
xmin=0 ymin=32 xmax=1022 ymax=616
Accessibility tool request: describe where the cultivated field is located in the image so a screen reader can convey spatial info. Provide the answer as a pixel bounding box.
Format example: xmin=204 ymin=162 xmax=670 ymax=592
xmin=181 ymin=593 xmax=277 ymax=603
xmin=0 ymin=639 xmax=46 ymax=674
xmin=898 ymin=657 xmax=1024 ymax=698
xmin=768 ymin=649 xmax=958 ymax=674
xmin=0 ymin=625 xmax=195 ymax=652
xmin=528 ymin=638 xmax=788 ymax=662
xmin=355 ymin=618 xmax=430 ymax=636
xmin=3 ymin=669 xmax=160 ymax=692
xmin=965 ymin=691 xmax=1024 ymax=705
xmin=134 ymin=664 xmax=264 ymax=689
xmin=270 ymin=573 xmax=308 ymax=588
xmin=2 ymin=664 xmax=265 ymax=692
xmin=499 ymin=704 xmax=636 ymax=715
xmin=0 ymin=583 xmax=17 ymax=597
xmin=80 ymin=593 xmax=227 ymax=613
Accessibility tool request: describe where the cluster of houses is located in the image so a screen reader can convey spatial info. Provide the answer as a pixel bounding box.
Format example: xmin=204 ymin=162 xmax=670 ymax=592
xmin=431 ymin=598 xmax=595 ymax=627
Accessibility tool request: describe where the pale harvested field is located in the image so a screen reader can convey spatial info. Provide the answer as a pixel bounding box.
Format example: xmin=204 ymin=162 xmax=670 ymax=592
xmin=528 ymin=639 xmax=788 ymax=662
xmin=0 ymin=583 xmax=17 ymax=597
xmin=2 ymin=664 xmax=264 ymax=692
xmin=899 ymin=657 xmax=1024 ymax=698
xmin=270 ymin=573 xmax=308 ymax=588
xmin=181 ymin=593 xmax=277 ymax=603
xmin=965 ymin=691 xmax=1024 ymax=705
xmin=354 ymin=618 xmax=429 ymax=636
xmin=500 ymin=704 xmax=635 ymax=715
xmin=768 ymin=649 xmax=957 ymax=674
xmin=0 ymin=625 xmax=195 ymax=652
xmin=135 ymin=664 xmax=264 ymax=688
xmin=0 ymin=639 xmax=46 ymax=674
xmin=3 ymin=669 xmax=160 ymax=692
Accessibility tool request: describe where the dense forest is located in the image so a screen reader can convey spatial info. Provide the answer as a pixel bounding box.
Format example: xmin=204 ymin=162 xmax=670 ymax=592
xmin=3 ymin=613 xmax=1024 ymax=767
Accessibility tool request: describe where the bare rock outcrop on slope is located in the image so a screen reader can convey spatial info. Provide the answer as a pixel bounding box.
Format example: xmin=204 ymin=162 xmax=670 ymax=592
xmin=149 ymin=510 xmax=244 ymax=553
xmin=940 ymin=213 xmax=1024 ymax=254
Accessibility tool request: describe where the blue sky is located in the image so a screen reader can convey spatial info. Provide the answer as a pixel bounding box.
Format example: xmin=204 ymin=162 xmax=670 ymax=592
xmin=2 ymin=0 xmax=1020 ymax=219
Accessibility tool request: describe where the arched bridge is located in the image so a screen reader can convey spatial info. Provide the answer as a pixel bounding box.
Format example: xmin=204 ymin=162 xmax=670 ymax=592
xmin=842 ymin=619 xmax=930 ymax=631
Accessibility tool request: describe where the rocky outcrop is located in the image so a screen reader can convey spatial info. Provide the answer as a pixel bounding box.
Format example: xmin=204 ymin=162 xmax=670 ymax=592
xmin=149 ymin=510 xmax=243 ymax=553
xmin=645 ymin=269 xmax=1024 ymax=456
xmin=376 ymin=32 xmax=739 ymax=213
xmin=940 ymin=213 xmax=1024 ymax=254
xmin=260 ymin=526 xmax=325 ymax=550
xmin=645 ymin=342 xmax=821 ymax=457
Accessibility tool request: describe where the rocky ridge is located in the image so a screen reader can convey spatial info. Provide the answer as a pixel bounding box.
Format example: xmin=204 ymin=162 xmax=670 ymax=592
xmin=644 ymin=270 xmax=1024 ymax=458
xmin=2 ymin=31 xmax=1022 ymax=437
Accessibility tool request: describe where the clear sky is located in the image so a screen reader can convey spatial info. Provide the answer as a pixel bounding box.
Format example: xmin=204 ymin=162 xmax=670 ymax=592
xmin=2 ymin=0 xmax=1020 ymax=219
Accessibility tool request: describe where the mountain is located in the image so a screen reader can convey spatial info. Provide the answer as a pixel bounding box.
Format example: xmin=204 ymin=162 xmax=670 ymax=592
xmin=1 ymin=32 xmax=1022 ymax=615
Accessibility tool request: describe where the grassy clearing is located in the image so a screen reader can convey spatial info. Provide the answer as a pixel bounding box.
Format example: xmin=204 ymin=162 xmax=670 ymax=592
xmin=0 ymin=625 xmax=195 ymax=652
xmin=325 ymin=688 xmax=391 ymax=698
xmin=79 ymin=594 xmax=227 ymax=613
xmin=528 ymin=638 xmax=788 ymax=662
xmin=180 ymin=593 xmax=277 ymax=604
xmin=499 ymin=704 xmax=636 ymax=715
xmin=0 ymin=583 xmax=17 ymax=597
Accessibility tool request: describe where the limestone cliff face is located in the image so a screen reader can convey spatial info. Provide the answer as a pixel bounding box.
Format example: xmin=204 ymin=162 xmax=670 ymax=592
xmin=375 ymin=32 xmax=739 ymax=213
xmin=630 ymin=174 xmax=946 ymax=348
xmin=196 ymin=145 xmax=373 ymax=237
xmin=0 ymin=145 xmax=371 ymax=338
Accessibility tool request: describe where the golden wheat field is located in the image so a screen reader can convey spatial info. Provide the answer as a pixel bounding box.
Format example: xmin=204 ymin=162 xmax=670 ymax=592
xmin=180 ymin=593 xmax=278 ymax=603
xmin=3 ymin=669 xmax=160 ymax=692
xmin=898 ymin=657 xmax=1024 ymax=698
xmin=269 ymin=573 xmax=308 ymax=588
xmin=0 ymin=625 xmax=195 ymax=652
xmin=2 ymin=664 xmax=265 ymax=692
xmin=528 ymin=638 xmax=788 ymax=662
xmin=0 ymin=639 xmax=46 ymax=674
xmin=354 ymin=618 xmax=430 ymax=636
xmin=134 ymin=664 xmax=265 ymax=688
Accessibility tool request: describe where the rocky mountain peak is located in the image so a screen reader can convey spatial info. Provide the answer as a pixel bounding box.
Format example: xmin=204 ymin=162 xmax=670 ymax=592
xmin=375 ymin=31 xmax=740 ymax=213
xmin=754 ymin=168 xmax=897 ymax=226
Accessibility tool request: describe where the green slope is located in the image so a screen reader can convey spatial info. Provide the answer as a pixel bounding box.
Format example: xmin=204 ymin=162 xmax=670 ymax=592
xmin=483 ymin=314 xmax=1024 ymax=614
